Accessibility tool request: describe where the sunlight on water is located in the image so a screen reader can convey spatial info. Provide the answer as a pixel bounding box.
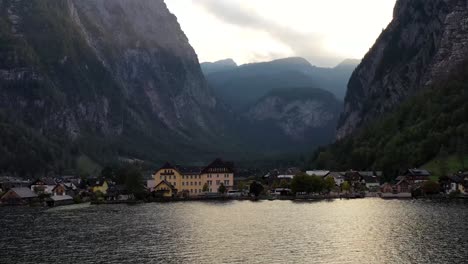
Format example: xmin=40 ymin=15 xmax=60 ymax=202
xmin=0 ymin=199 xmax=467 ymax=263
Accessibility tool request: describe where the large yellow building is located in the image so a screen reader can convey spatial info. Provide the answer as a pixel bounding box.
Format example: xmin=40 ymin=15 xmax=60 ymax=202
xmin=152 ymin=159 xmax=234 ymax=197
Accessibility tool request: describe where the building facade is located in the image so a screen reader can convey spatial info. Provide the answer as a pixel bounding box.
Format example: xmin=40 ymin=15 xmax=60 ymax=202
xmin=151 ymin=159 xmax=235 ymax=196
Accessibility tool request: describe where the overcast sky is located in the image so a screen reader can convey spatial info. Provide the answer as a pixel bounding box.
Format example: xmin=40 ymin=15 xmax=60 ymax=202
xmin=165 ymin=0 xmax=396 ymax=67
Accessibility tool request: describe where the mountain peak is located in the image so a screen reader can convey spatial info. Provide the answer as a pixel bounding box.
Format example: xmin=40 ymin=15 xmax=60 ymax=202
xmin=200 ymin=59 xmax=238 ymax=74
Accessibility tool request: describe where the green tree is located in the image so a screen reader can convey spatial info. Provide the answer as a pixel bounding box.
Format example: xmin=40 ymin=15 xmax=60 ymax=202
xmin=249 ymin=181 xmax=264 ymax=197
xmin=437 ymin=146 xmax=449 ymax=178
xmin=342 ymin=181 xmax=351 ymax=193
xmin=237 ymin=181 xmax=246 ymax=191
xmin=218 ymin=183 xmax=227 ymax=194
xmin=291 ymin=173 xmax=324 ymax=194
xmin=279 ymin=179 xmax=290 ymax=188
xmin=202 ymin=183 xmax=209 ymax=192
xmin=324 ymin=177 xmax=336 ymax=193
xmin=422 ymin=180 xmax=440 ymax=195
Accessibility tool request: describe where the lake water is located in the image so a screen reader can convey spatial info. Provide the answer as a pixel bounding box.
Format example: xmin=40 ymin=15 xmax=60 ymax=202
xmin=0 ymin=199 xmax=467 ymax=264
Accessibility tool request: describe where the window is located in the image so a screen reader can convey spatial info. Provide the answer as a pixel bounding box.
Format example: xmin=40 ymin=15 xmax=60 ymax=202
xmin=208 ymin=180 xmax=212 ymax=185
xmin=182 ymin=182 xmax=185 ymax=186
xmin=216 ymin=180 xmax=220 ymax=185
xmin=195 ymin=189 xmax=198 ymax=193
xmin=217 ymin=174 xmax=219 ymax=178
xmin=224 ymin=180 xmax=229 ymax=185
xmin=199 ymin=182 xmax=202 ymax=186
xmin=173 ymin=182 xmax=176 ymax=186
xmin=190 ymin=182 xmax=193 ymax=186
xmin=190 ymin=189 xmax=193 ymax=193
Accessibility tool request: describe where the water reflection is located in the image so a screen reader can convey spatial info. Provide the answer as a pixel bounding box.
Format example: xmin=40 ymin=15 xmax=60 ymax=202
xmin=0 ymin=199 xmax=467 ymax=263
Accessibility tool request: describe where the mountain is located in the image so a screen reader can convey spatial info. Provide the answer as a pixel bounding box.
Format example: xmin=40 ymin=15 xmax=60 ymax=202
xmin=312 ymin=0 xmax=468 ymax=178
xmin=200 ymin=59 xmax=237 ymax=75
xmin=337 ymin=0 xmax=468 ymax=139
xmin=0 ymin=0 xmax=231 ymax=176
xmin=236 ymin=87 xmax=342 ymax=155
xmin=203 ymin=57 xmax=358 ymax=110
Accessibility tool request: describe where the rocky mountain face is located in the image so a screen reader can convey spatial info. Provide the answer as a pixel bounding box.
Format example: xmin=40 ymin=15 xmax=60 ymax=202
xmin=0 ymin=0 xmax=227 ymax=174
xmin=246 ymin=88 xmax=342 ymax=142
xmin=337 ymin=0 xmax=468 ymax=139
xmin=199 ymin=57 xmax=353 ymax=154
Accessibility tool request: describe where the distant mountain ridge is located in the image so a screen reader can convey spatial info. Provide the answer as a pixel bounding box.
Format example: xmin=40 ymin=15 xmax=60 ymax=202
xmin=200 ymin=59 xmax=237 ymax=74
xmin=202 ymin=57 xmax=359 ymax=110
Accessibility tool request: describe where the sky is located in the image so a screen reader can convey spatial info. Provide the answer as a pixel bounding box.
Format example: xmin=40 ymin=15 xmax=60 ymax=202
xmin=165 ymin=0 xmax=397 ymax=67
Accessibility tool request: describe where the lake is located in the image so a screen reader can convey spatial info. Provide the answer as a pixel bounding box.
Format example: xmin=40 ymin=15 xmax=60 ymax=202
xmin=0 ymin=199 xmax=467 ymax=263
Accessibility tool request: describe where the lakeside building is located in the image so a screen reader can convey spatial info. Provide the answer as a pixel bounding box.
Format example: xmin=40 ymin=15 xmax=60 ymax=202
xmin=30 ymin=178 xmax=57 ymax=194
xmin=149 ymin=159 xmax=235 ymax=197
xmin=0 ymin=187 xmax=38 ymax=205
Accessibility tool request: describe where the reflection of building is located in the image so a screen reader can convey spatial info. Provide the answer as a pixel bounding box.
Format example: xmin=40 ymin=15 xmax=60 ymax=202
xmin=150 ymin=159 xmax=235 ymax=197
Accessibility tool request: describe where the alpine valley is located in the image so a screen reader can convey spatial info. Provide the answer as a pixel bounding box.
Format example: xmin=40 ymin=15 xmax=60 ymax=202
xmin=0 ymin=0 xmax=356 ymax=176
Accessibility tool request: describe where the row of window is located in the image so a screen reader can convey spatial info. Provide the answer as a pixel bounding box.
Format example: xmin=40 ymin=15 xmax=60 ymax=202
xmin=182 ymin=175 xmax=201 ymax=179
xmin=207 ymin=174 xmax=231 ymax=178
xmin=208 ymin=168 xmax=229 ymax=173
xmin=207 ymin=180 xmax=230 ymax=186
xmin=182 ymin=182 xmax=202 ymax=186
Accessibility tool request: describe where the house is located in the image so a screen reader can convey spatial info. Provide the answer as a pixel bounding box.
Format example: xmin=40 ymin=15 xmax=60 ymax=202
xmin=107 ymin=185 xmax=130 ymax=200
xmin=362 ymin=175 xmax=381 ymax=192
xmin=153 ymin=180 xmax=176 ymax=198
xmin=1 ymin=187 xmax=38 ymax=205
xmin=201 ymin=159 xmax=235 ymax=194
xmin=0 ymin=176 xmax=31 ymax=192
xmin=380 ymin=179 xmax=412 ymax=199
xmin=151 ymin=159 xmax=235 ymax=197
xmin=326 ymin=172 xmax=345 ymax=186
xmin=46 ymin=195 xmax=74 ymax=207
xmin=90 ymin=179 xmax=109 ymax=194
xmin=306 ymin=170 xmax=330 ymax=177
xmin=30 ymin=178 xmax=57 ymax=194
xmin=441 ymin=174 xmax=467 ymax=195
xmin=381 ymin=183 xmax=393 ymax=193
xmin=401 ymin=169 xmax=431 ymax=183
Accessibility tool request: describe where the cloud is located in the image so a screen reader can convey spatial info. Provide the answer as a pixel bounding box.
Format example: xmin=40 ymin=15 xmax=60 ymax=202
xmin=194 ymin=0 xmax=335 ymax=65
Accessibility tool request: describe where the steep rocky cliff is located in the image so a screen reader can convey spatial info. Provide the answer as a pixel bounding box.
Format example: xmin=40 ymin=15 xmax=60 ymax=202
xmin=234 ymin=88 xmax=342 ymax=155
xmin=247 ymin=88 xmax=341 ymax=141
xmin=337 ymin=0 xmax=468 ymax=139
xmin=0 ymin=0 xmax=225 ymax=174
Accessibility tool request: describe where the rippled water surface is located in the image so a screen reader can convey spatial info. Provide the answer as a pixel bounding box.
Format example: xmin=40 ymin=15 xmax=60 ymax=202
xmin=1 ymin=199 xmax=467 ymax=264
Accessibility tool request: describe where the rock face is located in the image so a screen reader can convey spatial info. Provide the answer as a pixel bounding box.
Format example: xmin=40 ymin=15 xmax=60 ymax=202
xmin=238 ymin=88 xmax=342 ymax=153
xmin=0 ymin=0 xmax=223 ymax=168
xmin=337 ymin=0 xmax=468 ymax=139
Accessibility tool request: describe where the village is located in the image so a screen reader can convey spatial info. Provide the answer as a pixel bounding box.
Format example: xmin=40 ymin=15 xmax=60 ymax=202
xmin=0 ymin=158 xmax=467 ymax=207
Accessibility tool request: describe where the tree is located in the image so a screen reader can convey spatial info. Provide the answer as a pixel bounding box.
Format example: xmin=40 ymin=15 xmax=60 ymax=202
xmin=422 ymin=180 xmax=440 ymax=195
xmin=324 ymin=177 xmax=336 ymax=193
xmin=218 ymin=183 xmax=227 ymax=194
xmin=202 ymin=183 xmax=209 ymax=192
xmin=237 ymin=181 xmax=246 ymax=191
xmin=249 ymin=181 xmax=264 ymax=197
xmin=279 ymin=179 xmax=290 ymax=189
xmin=291 ymin=173 xmax=324 ymax=194
xmin=437 ymin=146 xmax=449 ymax=178
xmin=342 ymin=181 xmax=351 ymax=193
